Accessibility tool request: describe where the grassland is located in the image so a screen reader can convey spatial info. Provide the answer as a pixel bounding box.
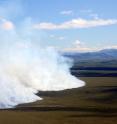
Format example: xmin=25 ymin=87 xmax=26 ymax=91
xmin=0 ymin=77 xmax=117 ymax=124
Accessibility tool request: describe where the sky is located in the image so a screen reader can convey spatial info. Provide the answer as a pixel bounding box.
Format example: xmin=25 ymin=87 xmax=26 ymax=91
xmin=0 ymin=0 xmax=117 ymax=52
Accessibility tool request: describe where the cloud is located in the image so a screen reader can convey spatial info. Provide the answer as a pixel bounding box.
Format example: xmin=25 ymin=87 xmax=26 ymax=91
xmin=60 ymin=10 xmax=73 ymax=15
xmin=49 ymin=35 xmax=65 ymax=40
xmin=58 ymin=36 xmax=65 ymax=40
xmin=64 ymin=41 xmax=117 ymax=52
xmin=64 ymin=47 xmax=93 ymax=52
xmin=1 ymin=21 xmax=14 ymax=30
xmin=74 ymin=40 xmax=83 ymax=46
xmin=103 ymin=45 xmax=117 ymax=49
xmin=34 ymin=18 xmax=117 ymax=30
xmin=0 ymin=17 xmax=14 ymax=30
xmin=66 ymin=40 xmax=93 ymax=52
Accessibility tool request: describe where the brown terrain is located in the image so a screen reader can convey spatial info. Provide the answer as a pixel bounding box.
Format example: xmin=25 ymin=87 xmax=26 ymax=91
xmin=0 ymin=77 xmax=117 ymax=124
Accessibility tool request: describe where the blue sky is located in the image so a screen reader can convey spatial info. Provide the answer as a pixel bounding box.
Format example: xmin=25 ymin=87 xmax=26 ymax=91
xmin=0 ymin=0 xmax=117 ymax=52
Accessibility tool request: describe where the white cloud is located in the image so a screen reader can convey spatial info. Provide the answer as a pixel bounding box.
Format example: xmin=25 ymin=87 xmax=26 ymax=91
xmin=1 ymin=21 xmax=14 ymax=30
xmin=74 ymin=40 xmax=83 ymax=46
xmin=66 ymin=40 xmax=93 ymax=52
xmin=60 ymin=10 xmax=73 ymax=15
xmin=34 ymin=18 xmax=117 ymax=30
xmin=103 ymin=45 xmax=117 ymax=49
xmin=0 ymin=17 xmax=14 ymax=30
xmin=64 ymin=47 xmax=93 ymax=52
xmin=34 ymin=22 xmax=57 ymax=30
xmin=63 ymin=39 xmax=117 ymax=52
xmin=64 ymin=43 xmax=117 ymax=53
xmin=58 ymin=36 xmax=65 ymax=40
xmin=49 ymin=35 xmax=65 ymax=40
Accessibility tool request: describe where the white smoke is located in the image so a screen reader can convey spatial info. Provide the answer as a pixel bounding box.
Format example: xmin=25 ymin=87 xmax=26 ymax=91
xmin=0 ymin=19 xmax=85 ymax=109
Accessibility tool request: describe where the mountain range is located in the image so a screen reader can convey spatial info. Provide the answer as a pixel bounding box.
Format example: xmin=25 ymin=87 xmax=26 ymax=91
xmin=63 ymin=49 xmax=117 ymax=67
xmin=64 ymin=49 xmax=117 ymax=61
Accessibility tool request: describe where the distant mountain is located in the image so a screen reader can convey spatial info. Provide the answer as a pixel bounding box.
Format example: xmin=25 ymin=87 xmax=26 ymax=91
xmin=63 ymin=49 xmax=117 ymax=67
xmin=63 ymin=49 xmax=117 ymax=61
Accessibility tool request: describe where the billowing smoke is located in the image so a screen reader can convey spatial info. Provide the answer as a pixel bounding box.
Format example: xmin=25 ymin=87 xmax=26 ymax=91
xmin=0 ymin=19 xmax=85 ymax=109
